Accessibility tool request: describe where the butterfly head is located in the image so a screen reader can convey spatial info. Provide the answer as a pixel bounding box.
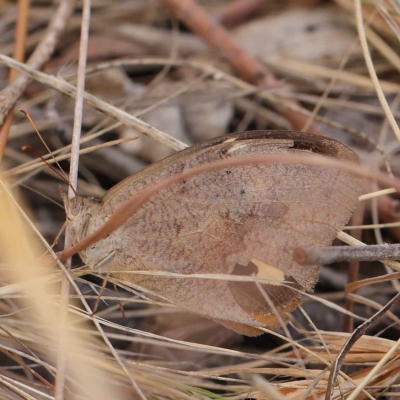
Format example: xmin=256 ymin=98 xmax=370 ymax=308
xmin=62 ymin=193 xmax=115 ymax=271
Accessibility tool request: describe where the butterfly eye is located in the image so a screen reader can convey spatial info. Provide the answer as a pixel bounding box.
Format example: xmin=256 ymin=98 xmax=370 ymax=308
xmin=69 ymin=200 xmax=82 ymax=217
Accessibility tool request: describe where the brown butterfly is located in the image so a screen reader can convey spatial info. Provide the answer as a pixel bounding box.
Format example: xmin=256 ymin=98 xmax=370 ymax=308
xmin=64 ymin=130 xmax=362 ymax=336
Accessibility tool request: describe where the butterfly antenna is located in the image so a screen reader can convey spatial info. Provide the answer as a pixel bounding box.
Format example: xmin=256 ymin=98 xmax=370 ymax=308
xmin=20 ymin=110 xmax=77 ymax=196
xmin=20 ymin=110 xmax=70 ymax=179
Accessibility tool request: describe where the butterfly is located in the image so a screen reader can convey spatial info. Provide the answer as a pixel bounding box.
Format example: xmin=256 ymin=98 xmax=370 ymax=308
xmin=64 ymin=130 xmax=362 ymax=336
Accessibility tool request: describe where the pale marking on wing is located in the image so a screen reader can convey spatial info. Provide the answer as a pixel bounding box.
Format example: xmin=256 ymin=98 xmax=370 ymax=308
xmin=251 ymin=258 xmax=285 ymax=286
xmin=222 ymin=137 xmax=237 ymax=143
xmin=225 ymin=139 xmax=294 ymax=154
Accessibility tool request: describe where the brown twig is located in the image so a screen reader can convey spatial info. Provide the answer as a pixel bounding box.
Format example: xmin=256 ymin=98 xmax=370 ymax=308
xmin=0 ymin=0 xmax=29 ymax=161
xmin=160 ymin=0 xmax=322 ymax=134
xmin=294 ymin=243 xmax=400 ymax=265
xmin=0 ymin=0 xmax=75 ymax=126
xmin=337 ymin=230 xmax=400 ymax=272
xmin=325 ymin=291 xmax=400 ymax=400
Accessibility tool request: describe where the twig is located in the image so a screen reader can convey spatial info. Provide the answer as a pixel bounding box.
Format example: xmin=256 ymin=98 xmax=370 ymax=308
xmin=55 ymin=0 xmax=90 ymax=398
xmin=294 ymin=243 xmax=400 ymax=265
xmin=0 ymin=55 xmax=187 ymax=152
xmin=0 ymin=0 xmax=29 ymax=161
xmin=160 ymin=0 xmax=322 ymax=133
xmin=337 ymin=231 xmax=400 ymax=272
xmin=0 ymin=0 xmax=76 ymax=124
xmin=325 ymin=291 xmax=400 ymax=400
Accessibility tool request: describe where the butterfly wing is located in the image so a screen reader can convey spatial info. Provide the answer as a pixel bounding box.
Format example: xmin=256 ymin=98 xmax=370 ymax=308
xmin=97 ymin=131 xmax=362 ymax=334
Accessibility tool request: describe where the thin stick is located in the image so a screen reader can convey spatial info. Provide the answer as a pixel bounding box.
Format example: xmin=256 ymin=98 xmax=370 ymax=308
xmin=294 ymin=243 xmax=400 ymax=265
xmin=337 ymin=231 xmax=400 ymax=272
xmin=55 ymin=0 xmax=90 ymax=398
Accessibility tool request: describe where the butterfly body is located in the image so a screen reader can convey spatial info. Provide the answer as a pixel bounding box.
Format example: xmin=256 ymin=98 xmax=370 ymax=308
xmin=66 ymin=131 xmax=362 ymax=335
